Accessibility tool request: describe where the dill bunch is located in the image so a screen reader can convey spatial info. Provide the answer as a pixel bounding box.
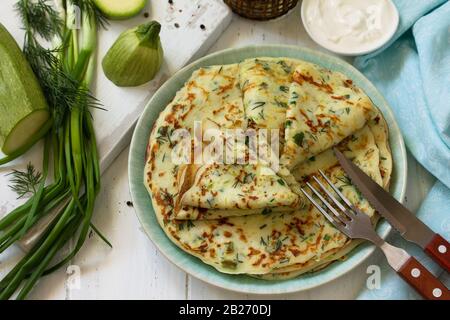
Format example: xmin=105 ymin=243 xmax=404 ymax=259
xmin=15 ymin=0 xmax=62 ymax=40
xmin=0 ymin=0 xmax=109 ymax=300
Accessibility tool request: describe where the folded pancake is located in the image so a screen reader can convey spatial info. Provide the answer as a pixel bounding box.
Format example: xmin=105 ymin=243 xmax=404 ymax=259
xmin=259 ymin=113 xmax=392 ymax=278
xmin=281 ymin=63 xmax=377 ymax=170
xmin=160 ymin=63 xmax=245 ymax=133
xmin=239 ymin=58 xmax=300 ymax=130
xmin=145 ymin=63 xmax=245 ymax=218
xmin=145 ymin=121 xmax=385 ymax=275
xmin=144 ymin=58 xmax=393 ymax=278
xmin=173 ymin=163 xmax=300 ymax=220
xmin=293 ymin=124 xmax=383 ymax=190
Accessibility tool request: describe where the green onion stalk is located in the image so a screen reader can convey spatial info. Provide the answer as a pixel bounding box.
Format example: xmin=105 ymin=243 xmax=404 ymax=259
xmin=0 ymin=0 xmax=109 ymax=299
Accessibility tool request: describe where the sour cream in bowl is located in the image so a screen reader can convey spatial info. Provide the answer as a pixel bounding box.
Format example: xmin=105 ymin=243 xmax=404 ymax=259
xmin=301 ymin=0 xmax=399 ymax=56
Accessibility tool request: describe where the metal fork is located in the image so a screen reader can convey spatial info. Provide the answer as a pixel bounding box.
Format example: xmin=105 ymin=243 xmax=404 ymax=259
xmin=301 ymin=169 xmax=450 ymax=300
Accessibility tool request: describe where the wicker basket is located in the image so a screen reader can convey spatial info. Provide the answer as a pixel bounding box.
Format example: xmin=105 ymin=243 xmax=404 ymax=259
xmin=224 ymin=0 xmax=299 ymax=20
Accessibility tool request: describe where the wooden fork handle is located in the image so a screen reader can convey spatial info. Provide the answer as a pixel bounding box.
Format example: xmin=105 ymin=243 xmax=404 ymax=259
xmin=398 ymin=256 xmax=450 ymax=300
xmin=425 ymin=234 xmax=450 ymax=273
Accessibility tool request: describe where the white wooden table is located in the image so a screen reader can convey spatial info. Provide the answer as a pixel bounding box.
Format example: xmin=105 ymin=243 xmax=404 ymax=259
xmin=17 ymin=7 xmax=436 ymax=300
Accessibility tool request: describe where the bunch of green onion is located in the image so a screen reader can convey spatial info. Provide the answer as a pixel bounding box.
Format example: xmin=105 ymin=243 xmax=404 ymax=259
xmin=0 ymin=0 xmax=109 ymax=299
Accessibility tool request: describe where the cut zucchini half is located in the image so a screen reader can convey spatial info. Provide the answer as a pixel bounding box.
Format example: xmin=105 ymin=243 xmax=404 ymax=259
xmin=2 ymin=110 xmax=50 ymax=155
xmin=0 ymin=23 xmax=50 ymax=157
xmin=93 ymin=0 xmax=148 ymax=20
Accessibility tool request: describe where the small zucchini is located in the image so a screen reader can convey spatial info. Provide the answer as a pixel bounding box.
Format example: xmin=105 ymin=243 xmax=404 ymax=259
xmin=102 ymin=21 xmax=163 ymax=87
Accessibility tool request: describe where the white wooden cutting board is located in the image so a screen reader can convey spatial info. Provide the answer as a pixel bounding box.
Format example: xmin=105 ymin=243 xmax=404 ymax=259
xmin=0 ymin=1 xmax=231 ymax=219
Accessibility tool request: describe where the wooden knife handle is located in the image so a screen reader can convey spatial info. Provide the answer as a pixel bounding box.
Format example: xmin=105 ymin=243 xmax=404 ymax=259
xmin=398 ymin=256 xmax=450 ymax=300
xmin=425 ymin=234 xmax=450 ymax=273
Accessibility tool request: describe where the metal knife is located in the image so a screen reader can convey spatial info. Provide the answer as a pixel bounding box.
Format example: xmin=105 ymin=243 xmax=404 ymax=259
xmin=334 ymin=148 xmax=450 ymax=273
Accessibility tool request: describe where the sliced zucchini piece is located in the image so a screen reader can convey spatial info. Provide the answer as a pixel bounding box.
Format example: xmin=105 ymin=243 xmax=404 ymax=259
xmin=93 ymin=0 xmax=148 ymax=20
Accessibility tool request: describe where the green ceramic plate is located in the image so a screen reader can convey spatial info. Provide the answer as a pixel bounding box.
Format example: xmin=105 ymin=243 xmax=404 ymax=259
xmin=129 ymin=45 xmax=407 ymax=294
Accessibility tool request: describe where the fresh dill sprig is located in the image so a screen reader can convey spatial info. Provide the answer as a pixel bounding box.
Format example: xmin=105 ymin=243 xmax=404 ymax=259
xmin=73 ymin=0 xmax=109 ymax=29
xmin=23 ymin=41 xmax=103 ymax=128
xmin=23 ymin=42 xmax=61 ymax=74
xmin=15 ymin=0 xmax=63 ymax=41
xmin=45 ymin=66 xmax=104 ymax=126
xmin=8 ymin=163 xmax=43 ymax=199
xmin=17 ymin=1 xmax=104 ymax=129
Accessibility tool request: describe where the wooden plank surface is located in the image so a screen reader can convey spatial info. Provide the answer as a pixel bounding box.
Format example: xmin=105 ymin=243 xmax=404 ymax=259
xmin=1 ymin=4 xmax=436 ymax=300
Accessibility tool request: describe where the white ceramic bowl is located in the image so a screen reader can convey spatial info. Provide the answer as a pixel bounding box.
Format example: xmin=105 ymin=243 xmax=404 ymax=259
xmin=301 ymin=0 xmax=399 ymax=56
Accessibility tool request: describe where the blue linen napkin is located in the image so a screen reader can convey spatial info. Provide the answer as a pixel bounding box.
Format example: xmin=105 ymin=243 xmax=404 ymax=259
xmin=354 ymin=0 xmax=450 ymax=299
